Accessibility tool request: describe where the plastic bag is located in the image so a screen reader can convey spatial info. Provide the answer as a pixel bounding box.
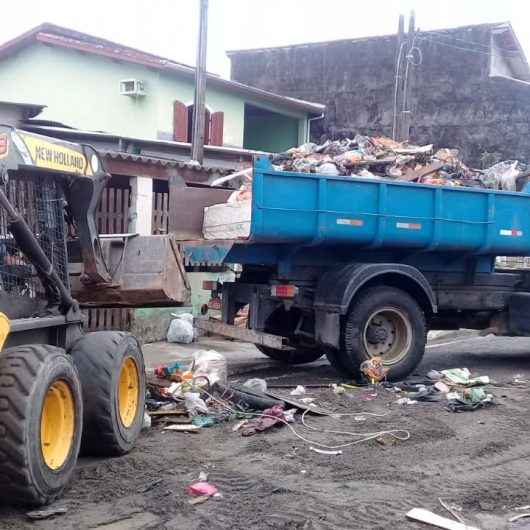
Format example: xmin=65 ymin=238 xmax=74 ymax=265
xmin=480 ymin=160 xmax=519 ymax=191
xmin=243 ymin=378 xmax=267 ymax=393
xmin=192 ymin=350 xmax=227 ymax=386
xmin=167 ymin=318 xmax=194 ymax=344
xmin=184 ymin=392 xmax=209 ymax=416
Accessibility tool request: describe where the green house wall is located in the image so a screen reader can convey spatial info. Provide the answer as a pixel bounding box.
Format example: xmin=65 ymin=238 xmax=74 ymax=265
xmin=0 ymin=43 xmax=309 ymax=151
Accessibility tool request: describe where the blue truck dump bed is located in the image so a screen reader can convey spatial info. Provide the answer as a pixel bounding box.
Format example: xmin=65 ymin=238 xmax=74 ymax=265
xmin=177 ymin=157 xmax=530 ymax=265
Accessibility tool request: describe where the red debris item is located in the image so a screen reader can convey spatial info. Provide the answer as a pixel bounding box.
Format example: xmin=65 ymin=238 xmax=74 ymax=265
xmin=154 ymin=362 xmax=183 ymax=382
xmin=241 ymin=405 xmax=285 ymax=437
xmin=187 ymin=481 xmax=218 ymax=497
xmin=360 ymin=357 xmax=388 ymax=383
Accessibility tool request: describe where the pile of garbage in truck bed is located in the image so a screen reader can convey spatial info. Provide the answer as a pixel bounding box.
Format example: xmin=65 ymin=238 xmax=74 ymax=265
xmin=202 ymin=135 xmax=528 ymax=240
xmin=271 ymin=135 xmax=526 ymax=191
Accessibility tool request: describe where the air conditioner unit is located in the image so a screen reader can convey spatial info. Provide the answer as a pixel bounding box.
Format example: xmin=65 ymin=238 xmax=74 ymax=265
xmin=120 ymin=79 xmax=146 ymax=97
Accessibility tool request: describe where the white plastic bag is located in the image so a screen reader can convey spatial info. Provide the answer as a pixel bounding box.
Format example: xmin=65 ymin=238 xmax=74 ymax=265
xmin=184 ymin=392 xmax=209 ymax=416
xmin=166 ymin=318 xmax=194 ymax=344
xmin=192 ymin=350 xmax=227 ymax=386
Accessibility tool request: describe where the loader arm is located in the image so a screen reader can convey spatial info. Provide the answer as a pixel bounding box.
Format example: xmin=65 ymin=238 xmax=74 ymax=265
xmin=64 ymin=167 xmax=111 ymax=286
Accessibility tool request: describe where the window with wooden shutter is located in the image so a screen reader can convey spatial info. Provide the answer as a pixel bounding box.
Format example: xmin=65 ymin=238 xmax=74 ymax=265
xmin=173 ymin=100 xmax=188 ymax=142
xmin=210 ymin=111 xmax=224 ymax=146
xmin=186 ymin=105 xmax=212 ymax=144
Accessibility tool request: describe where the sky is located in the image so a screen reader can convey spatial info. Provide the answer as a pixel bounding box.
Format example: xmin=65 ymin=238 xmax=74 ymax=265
xmin=1 ymin=0 xmax=529 ymax=78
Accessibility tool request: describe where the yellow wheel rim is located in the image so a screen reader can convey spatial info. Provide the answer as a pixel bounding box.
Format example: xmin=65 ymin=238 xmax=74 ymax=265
xmin=40 ymin=380 xmax=75 ymax=470
xmin=118 ymin=357 xmax=140 ymax=428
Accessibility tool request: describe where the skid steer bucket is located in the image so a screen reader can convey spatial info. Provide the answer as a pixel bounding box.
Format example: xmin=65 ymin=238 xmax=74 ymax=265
xmin=70 ymin=234 xmax=190 ymax=307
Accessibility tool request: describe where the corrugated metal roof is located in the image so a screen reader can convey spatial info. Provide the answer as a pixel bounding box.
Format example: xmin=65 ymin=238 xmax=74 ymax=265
xmin=100 ymin=150 xmax=231 ymax=174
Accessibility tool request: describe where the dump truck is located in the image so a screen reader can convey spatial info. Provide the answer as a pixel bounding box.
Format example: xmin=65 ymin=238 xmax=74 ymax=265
xmin=174 ymin=156 xmax=530 ymax=380
xmin=0 ymin=125 xmax=148 ymax=506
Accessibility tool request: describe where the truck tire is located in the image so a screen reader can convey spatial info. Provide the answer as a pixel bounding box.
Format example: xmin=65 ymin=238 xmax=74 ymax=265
xmin=256 ymin=344 xmax=323 ymax=364
xmin=69 ymin=332 xmax=145 ymax=456
xmin=0 ymin=345 xmax=83 ymax=506
xmin=339 ymin=286 xmax=426 ymax=381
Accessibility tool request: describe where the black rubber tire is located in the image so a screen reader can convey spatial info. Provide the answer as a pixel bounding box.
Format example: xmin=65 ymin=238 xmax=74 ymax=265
xmin=256 ymin=344 xmax=323 ymax=364
xmin=69 ymin=331 xmax=145 ymax=456
xmin=338 ymin=286 xmax=426 ymax=381
xmin=0 ymin=344 xmax=83 ymax=507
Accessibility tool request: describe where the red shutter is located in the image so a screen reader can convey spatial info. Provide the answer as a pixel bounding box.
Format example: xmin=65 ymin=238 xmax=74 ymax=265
xmin=210 ymin=111 xmax=224 ymax=146
xmin=173 ymin=100 xmax=188 ymax=142
xmin=204 ymin=108 xmax=211 ymax=145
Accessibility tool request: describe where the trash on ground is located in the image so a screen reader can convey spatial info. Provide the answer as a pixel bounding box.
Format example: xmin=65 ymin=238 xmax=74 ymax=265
xmin=188 ymin=495 xmax=211 ymax=506
xmin=241 ymin=405 xmax=286 ymax=436
xmin=406 ymin=508 xmax=479 ymax=530
xmin=142 ymin=411 xmax=152 ymax=430
xmin=243 ymin=378 xmax=268 ymax=393
xmin=446 ymin=387 xmax=494 ymax=412
xmin=232 ymin=419 xmax=248 ymax=432
xmin=163 ymin=424 xmax=201 ymax=433
xmin=167 ymin=315 xmax=194 ymax=344
xmin=290 ymin=385 xmax=306 ymax=396
xmin=284 ymin=408 xmax=297 ymax=423
xmin=154 ymin=361 xmax=183 ymax=381
xmin=360 ymin=356 xmax=389 ymax=383
xmin=26 ymin=507 xmax=68 ymax=520
xmin=191 ymin=415 xmax=217 ymax=428
xmin=192 ymin=349 xmax=228 ymax=387
xmin=438 ymin=497 xmax=465 ymax=524
xmin=331 ymin=383 xmax=345 ymax=395
xmin=219 ymin=383 xmax=284 ymax=410
xmin=309 ymin=446 xmax=342 ymax=455
xmin=184 ymin=392 xmax=209 ymax=416
xmin=187 ymin=481 xmax=219 ymax=497
xmin=394 ymin=397 xmax=418 ymax=405
xmin=441 ymin=368 xmax=490 ymax=386
xmin=360 ymin=389 xmax=378 ymax=401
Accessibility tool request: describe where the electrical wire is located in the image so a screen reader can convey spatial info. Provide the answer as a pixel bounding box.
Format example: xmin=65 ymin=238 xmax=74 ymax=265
xmin=416 ymin=36 xmax=492 ymax=56
xmin=425 ymin=29 xmax=521 ymax=56
xmin=202 ymin=389 xmax=411 ymax=450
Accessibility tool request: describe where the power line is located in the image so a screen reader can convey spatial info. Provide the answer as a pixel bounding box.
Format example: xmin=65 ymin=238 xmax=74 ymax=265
xmin=425 ymin=29 xmax=521 ymax=56
xmin=416 ymin=36 xmax=492 ymax=56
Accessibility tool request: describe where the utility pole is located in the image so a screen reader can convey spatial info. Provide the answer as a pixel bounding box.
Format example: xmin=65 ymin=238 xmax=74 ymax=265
xmin=191 ymin=0 xmax=208 ymax=165
xmin=392 ymin=14 xmax=405 ymax=140
xmin=401 ymin=10 xmax=416 ymax=143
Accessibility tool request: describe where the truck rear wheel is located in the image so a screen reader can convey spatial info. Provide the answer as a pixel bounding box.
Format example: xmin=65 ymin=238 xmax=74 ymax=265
xmin=339 ymin=286 xmax=426 ymax=381
xmin=70 ymin=332 xmax=145 ymax=456
xmin=0 ymin=345 xmax=83 ymax=506
xmin=256 ymin=344 xmax=323 ymax=364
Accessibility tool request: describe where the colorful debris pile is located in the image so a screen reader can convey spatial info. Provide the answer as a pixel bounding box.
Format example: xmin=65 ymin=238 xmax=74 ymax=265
xmin=387 ymin=367 xmax=494 ymax=412
xmin=270 ymin=135 xmax=526 ymax=190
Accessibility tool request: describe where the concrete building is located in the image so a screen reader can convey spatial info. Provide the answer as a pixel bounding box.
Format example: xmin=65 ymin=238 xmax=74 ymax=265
xmin=0 ymin=23 xmax=324 ymax=153
xmin=228 ymin=22 xmax=530 ymax=166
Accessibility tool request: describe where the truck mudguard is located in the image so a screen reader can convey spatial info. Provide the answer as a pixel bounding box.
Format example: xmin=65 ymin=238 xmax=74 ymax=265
xmin=314 ymin=263 xmax=437 ymax=349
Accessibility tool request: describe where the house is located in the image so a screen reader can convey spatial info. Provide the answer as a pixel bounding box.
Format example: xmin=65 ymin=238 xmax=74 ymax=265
xmin=228 ymin=22 xmax=530 ymax=166
xmin=0 ymin=23 xmax=324 ymax=153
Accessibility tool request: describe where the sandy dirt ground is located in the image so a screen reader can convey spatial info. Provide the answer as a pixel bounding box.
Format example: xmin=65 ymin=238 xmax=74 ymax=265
xmin=2 ymin=334 xmax=530 ymax=529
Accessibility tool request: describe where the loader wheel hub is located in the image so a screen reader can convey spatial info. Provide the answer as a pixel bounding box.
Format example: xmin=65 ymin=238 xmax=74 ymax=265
xmin=41 ymin=380 xmax=75 ymax=470
xmin=118 ymin=357 xmax=140 ymax=428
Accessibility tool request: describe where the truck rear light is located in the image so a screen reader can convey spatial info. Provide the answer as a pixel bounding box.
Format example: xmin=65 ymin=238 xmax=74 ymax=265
xmin=271 ymin=284 xmax=298 ymax=298
xmin=202 ymin=280 xmax=217 ymax=291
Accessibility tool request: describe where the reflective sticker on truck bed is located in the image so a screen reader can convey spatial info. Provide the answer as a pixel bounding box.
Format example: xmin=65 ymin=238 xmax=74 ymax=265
xmin=396 ymin=222 xmax=422 ymax=230
xmin=336 ymin=218 xmax=363 ymax=226
xmin=500 ymin=229 xmax=523 ymax=237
